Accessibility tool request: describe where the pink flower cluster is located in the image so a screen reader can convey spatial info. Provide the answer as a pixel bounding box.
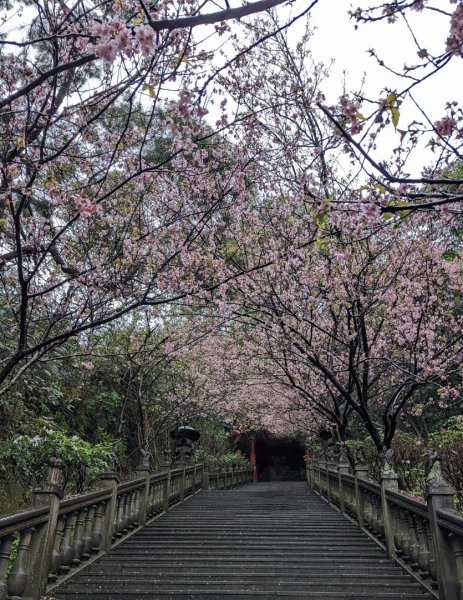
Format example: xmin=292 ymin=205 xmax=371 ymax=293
xmin=91 ymin=20 xmax=131 ymax=63
xmin=434 ymin=115 xmax=457 ymax=136
xmin=134 ymin=25 xmax=156 ymax=55
xmin=74 ymin=195 xmax=100 ymax=218
xmin=410 ymin=0 xmax=425 ymax=11
xmin=446 ymin=3 xmax=463 ymax=56
xmin=90 ymin=20 xmax=156 ymax=63
xmin=337 ymin=94 xmax=364 ymax=135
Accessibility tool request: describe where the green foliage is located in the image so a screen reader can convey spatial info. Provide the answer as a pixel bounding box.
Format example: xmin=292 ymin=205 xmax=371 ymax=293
xmin=345 ymin=438 xmax=381 ymax=480
xmin=0 ymin=428 xmax=111 ymax=496
xmin=390 ymin=432 xmax=427 ymax=495
xmin=6 ymin=534 xmax=19 ymax=576
xmin=194 ymin=417 xmax=230 ymax=461
xmin=430 ymin=417 xmax=463 ymax=510
xmin=347 ymin=420 xmax=463 ymax=511
xmin=191 ymin=417 xmax=251 ymax=472
xmin=204 ymin=452 xmax=251 ymax=473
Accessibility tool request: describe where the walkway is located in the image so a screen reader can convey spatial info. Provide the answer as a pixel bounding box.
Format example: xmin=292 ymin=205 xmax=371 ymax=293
xmin=53 ymin=482 xmax=432 ymax=599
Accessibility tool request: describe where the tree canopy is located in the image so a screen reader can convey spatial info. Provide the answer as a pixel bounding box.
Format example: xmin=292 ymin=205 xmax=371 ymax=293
xmin=1 ymin=0 xmax=463 ymax=499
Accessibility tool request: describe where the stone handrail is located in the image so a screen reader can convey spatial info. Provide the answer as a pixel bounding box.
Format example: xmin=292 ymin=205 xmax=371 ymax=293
xmin=0 ymin=463 xmax=252 ymax=600
xmin=208 ymin=466 xmax=253 ymax=491
xmin=307 ymin=457 xmax=463 ymax=600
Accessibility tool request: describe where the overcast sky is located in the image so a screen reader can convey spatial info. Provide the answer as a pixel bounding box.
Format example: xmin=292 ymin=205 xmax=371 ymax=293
xmin=299 ymin=1 xmax=462 ymax=176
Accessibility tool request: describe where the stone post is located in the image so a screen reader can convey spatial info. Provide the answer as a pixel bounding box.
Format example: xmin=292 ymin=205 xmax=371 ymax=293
xmin=192 ymin=462 xmax=198 ymax=494
xmin=99 ymin=470 xmax=120 ymax=552
xmin=326 ymin=449 xmax=336 ymax=505
xmin=135 ymin=444 xmax=151 ymax=527
xmin=179 ymin=464 xmax=186 ymax=502
xmin=424 ymin=455 xmax=458 ymax=600
xmin=25 ymin=452 xmax=64 ymax=600
xmin=337 ymin=446 xmax=350 ymax=514
xmin=202 ymin=462 xmax=210 ymax=491
xmin=250 ymin=437 xmax=258 ymax=482
xmin=314 ymin=454 xmax=320 ymax=491
xmin=380 ymin=449 xmax=399 ymax=558
xmin=310 ymin=457 xmax=316 ymax=489
xmin=305 ymin=457 xmax=311 ymax=487
xmin=159 ymin=452 xmax=171 ymax=512
xmin=354 ymin=446 xmax=369 ymax=528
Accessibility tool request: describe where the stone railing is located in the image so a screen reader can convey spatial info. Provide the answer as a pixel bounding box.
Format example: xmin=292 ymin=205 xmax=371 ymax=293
xmin=307 ymin=453 xmax=463 ymax=600
xmin=207 ymin=466 xmax=254 ymax=491
xmin=0 ymin=460 xmax=250 ymax=600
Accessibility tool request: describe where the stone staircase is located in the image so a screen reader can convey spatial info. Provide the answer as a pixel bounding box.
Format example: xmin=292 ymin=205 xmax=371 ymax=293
xmin=52 ymin=482 xmax=434 ymax=599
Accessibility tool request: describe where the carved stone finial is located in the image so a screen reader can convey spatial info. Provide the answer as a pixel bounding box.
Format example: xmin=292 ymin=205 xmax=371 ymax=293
xmin=424 ymin=451 xmax=454 ymax=496
xmin=326 ymin=446 xmax=336 ymax=463
xmin=380 ymin=448 xmax=397 ymax=477
xmin=424 ymin=449 xmax=439 ymax=477
xmin=33 ymin=449 xmax=64 ymax=503
xmin=45 ymin=449 xmax=64 ymax=486
xmin=48 ymin=448 xmax=64 ymax=470
xmin=338 ymin=444 xmax=348 ymax=465
xmin=136 ymin=438 xmax=151 ymax=472
xmin=355 ymin=445 xmax=367 ymax=466
xmin=108 ymin=439 xmax=120 ymax=472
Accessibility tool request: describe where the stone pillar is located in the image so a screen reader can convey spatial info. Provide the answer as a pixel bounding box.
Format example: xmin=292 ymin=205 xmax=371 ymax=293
xmin=25 ymin=453 xmax=64 ymax=600
xmin=424 ymin=456 xmax=458 ymax=600
xmin=380 ymin=449 xmax=399 ymax=558
xmin=179 ymin=464 xmax=186 ymax=502
xmin=326 ymin=450 xmax=336 ymax=505
xmin=135 ymin=444 xmax=151 ymax=527
xmin=202 ymin=462 xmax=210 ymax=491
xmin=337 ymin=446 xmax=350 ymax=514
xmin=250 ymin=437 xmax=258 ymax=482
xmin=159 ymin=454 xmax=171 ymax=513
xmin=305 ymin=457 xmax=312 ymax=488
xmin=354 ymin=460 xmax=369 ymax=528
xmin=99 ymin=470 xmax=120 ymax=552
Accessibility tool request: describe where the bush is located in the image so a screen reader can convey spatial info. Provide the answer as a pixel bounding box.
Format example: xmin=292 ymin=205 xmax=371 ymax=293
xmin=345 ymin=438 xmax=381 ymax=480
xmin=0 ymin=427 xmax=111 ymax=496
xmin=203 ymin=452 xmax=251 ymax=472
xmin=430 ymin=417 xmax=463 ymax=510
xmin=344 ymin=420 xmax=463 ymax=511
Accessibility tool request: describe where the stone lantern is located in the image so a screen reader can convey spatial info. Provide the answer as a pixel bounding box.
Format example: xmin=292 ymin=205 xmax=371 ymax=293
xmin=170 ymin=424 xmax=200 ymax=464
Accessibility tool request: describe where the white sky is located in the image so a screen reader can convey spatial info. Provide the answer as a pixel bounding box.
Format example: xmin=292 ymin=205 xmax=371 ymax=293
xmin=197 ymin=1 xmax=461 ymax=178
xmin=298 ymin=1 xmax=462 ymax=176
xmin=4 ymin=0 xmax=461 ymax=177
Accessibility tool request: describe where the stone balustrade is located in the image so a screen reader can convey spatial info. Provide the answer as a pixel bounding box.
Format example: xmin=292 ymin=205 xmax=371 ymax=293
xmin=208 ymin=465 xmax=253 ymax=491
xmin=0 ymin=462 xmax=253 ymax=600
xmin=307 ymin=453 xmax=463 ymax=600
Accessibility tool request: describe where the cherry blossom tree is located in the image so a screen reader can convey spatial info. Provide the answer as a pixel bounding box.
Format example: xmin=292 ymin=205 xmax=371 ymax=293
xmin=319 ymin=1 xmax=463 ymax=215
xmin=213 ymin=2 xmax=463 ymax=223
xmin=2 ymin=0 xmax=463 ymax=417
xmin=0 ymin=0 xmax=329 ymax=393
xmin=168 ymin=328 xmax=320 ymax=438
xmin=224 ymin=212 xmax=463 ymax=451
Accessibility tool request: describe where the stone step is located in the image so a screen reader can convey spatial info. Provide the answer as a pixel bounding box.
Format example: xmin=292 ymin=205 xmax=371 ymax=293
xmin=115 ymin=539 xmax=385 ymax=547
xmin=55 ymin=590 xmax=429 ymax=599
xmin=83 ymin=565 xmax=404 ymax=576
xmin=135 ymin=524 xmax=365 ymax=543
xmin=52 ymin=482 xmax=433 ymax=600
xmin=76 ymin=572 xmax=412 ymax=583
xmin=59 ymin=581 xmax=423 ymax=593
xmin=109 ymin=550 xmax=389 ymax=559
xmin=99 ymin=555 xmax=392 ymax=564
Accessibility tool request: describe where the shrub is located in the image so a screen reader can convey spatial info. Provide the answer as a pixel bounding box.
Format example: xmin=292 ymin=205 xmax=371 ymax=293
xmin=203 ymin=452 xmax=251 ymax=472
xmin=0 ymin=427 xmax=111 ymax=496
xmin=430 ymin=417 xmax=463 ymax=510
